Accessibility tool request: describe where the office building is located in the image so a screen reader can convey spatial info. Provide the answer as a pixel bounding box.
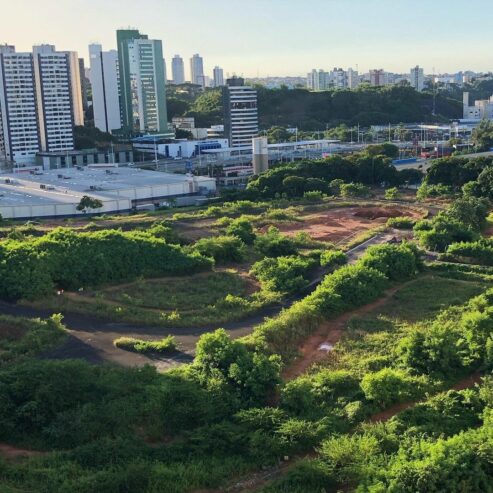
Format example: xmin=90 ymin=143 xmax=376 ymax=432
xmin=33 ymin=45 xmax=78 ymax=152
xmin=369 ymin=69 xmax=387 ymax=86
xmin=223 ymin=76 xmax=258 ymax=147
xmin=89 ymin=44 xmax=121 ymax=133
xmin=410 ymin=65 xmax=425 ymax=92
xmin=116 ymin=29 xmax=169 ymax=134
xmin=190 ymin=53 xmax=204 ymax=85
xmin=171 ymin=55 xmax=185 ymax=84
xmin=213 ymin=66 xmax=224 ymax=87
xmin=0 ymin=45 xmax=40 ymax=163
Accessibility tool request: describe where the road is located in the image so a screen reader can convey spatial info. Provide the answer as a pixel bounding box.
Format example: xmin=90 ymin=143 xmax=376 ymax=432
xmin=0 ymin=232 xmax=397 ymax=369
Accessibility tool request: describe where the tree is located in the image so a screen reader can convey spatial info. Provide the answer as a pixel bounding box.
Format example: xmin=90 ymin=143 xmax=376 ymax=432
xmin=226 ymin=218 xmax=256 ymax=245
xmin=472 ymin=119 xmax=493 ymax=151
xmin=76 ymin=195 xmax=103 ymax=212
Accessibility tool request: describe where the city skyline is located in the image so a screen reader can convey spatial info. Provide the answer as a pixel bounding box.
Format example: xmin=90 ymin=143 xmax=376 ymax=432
xmin=2 ymin=0 xmax=493 ymax=77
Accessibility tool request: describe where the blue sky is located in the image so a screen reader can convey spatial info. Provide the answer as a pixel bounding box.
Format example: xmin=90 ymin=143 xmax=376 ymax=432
xmin=2 ymin=0 xmax=492 ymax=77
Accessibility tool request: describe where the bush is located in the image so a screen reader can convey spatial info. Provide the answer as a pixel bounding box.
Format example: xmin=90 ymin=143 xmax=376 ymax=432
xmin=447 ymin=239 xmax=493 ymax=266
xmin=319 ymin=249 xmax=347 ymax=268
xmin=254 ymin=227 xmax=298 ymax=257
xmin=0 ymin=228 xmax=213 ymax=301
xmin=193 ymin=235 xmax=246 ymax=263
xmin=250 ymin=255 xmax=318 ymax=294
xmin=114 ymin=336 xmax=177 ymax=355
xmin=360 ymin=368 xmax=426 ymax=407
xmin=340 ymin=182 xmax=371 ymax=198
xmin=226 ymin=218 xmax=256 ymax=245
xmin=386 ymin=216 xmax=415 ymax=229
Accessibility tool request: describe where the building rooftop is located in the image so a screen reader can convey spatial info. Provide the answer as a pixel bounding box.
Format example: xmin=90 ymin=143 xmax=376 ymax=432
xmin=0 ymin=167 xmax=212 ymax=208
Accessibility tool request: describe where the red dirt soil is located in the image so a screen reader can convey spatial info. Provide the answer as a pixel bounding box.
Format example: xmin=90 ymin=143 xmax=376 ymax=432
xmin=261 ymin=207 xmax=423 ymax=243
xmin=0 ymin=443 xmax=45 ymax=460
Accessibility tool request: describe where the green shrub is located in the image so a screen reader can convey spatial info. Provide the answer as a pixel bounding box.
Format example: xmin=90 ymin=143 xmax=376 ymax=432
xmin=340 ymin=182 xmax=371 ymax=198
xmin=193 ymin=235 xmax=245 ymax=263
xmin=226 ymin=217 xmax=256 ymax=245
xmin=386 ymin=216 xmax=416 ymax=229
xmin=250 ymin=255 xmax=318 ymax=294
xmin=320 ymin=249 xmax=348 ymax=268
xmin=114 ymin=336 xmax=177 ymax=355
xmin=254 ymin=227 xmax=298 ymax=257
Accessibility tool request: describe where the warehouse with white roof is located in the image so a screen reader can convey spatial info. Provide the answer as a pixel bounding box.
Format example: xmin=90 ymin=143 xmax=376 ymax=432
xmin=0 ymin=167 xmax=215 ymax=219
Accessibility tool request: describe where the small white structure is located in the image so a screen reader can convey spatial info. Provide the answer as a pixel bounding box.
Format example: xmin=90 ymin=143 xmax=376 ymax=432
xmin=463 ymin=92 xmax=493 ymax=120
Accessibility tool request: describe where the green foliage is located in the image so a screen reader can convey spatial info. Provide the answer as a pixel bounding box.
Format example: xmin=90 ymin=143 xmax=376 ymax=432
xmin=0 ymin=228 xmax=212 ymax=300
xmin=384 ymin=187 xmax=400 ymax=200
xmin=319 ymin=249 xmax=348 ymax=268
xmin=360 ymin=368 xmax=426 ymax=407
xmin=76 ymin=195 xmax=103 ymax=211
xmin=359 ymin=242 xmax=421 ymax=281
xmin=447 ymin=239 xmax=493 ymax=266
xmin=386 ymin=216 xmax=416 ymax=229
xmin=193 ymin=235 xmax=246 ymax=263
xmin=254 ymin=227 xmax=298 ymax=257
xmin=250 ymin=255 xmax=318 ymax=294
xmin=340 ymin=182 xmax=371 ymax=198
xmin=226 ymin=217 xmax=256 ymax=245
xmin=191 ymin=329 xmax=281 ymax=407
xmin=114 ymin=335 xmax=177 ymax=355
xmin=472 ymin=118 xmax=493 ymax=150
xmin=416 ymin=183 xmax=455 ymax=200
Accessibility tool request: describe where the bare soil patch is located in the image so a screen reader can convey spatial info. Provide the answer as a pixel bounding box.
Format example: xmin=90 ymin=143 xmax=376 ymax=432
xmin=0 ymin=443 xmax=46 ymax=461
xmin=261 ymin=207 xmax=423 ymax=244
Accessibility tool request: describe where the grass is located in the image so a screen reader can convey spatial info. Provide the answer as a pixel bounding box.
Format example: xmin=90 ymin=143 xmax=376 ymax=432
xmin=105 ymin=271 xmax=248 ymax=311
xmin=27 ymin=270 xmax=281 ymax=328
xmin=373 ymin=274 xmax=488 ymax=324
xmin=114 ymin=335 xmax=177 ymax=355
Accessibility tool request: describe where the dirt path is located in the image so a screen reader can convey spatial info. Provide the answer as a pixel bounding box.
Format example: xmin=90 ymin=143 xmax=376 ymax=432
xmin=282 ymin=284 xmax=404 ymax=381
xmin=369 ymin=372 xmax=483 ymax=423
xmin=0 ymin=443 xmax=46 ymax=460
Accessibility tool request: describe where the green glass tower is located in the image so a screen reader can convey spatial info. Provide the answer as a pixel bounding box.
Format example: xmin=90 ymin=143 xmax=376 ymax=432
xmin=116 ymin=29 xmax=168 ymax=135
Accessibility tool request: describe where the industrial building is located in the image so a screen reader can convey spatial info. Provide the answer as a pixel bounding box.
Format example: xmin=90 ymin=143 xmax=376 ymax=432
xmin=0 ymin=167 xmax=215 ymax=219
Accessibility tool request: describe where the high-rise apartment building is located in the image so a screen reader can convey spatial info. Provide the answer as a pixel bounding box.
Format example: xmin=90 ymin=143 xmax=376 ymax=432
xmin=369 ymin=69 xmax=387 ymax=86
xmin=172 ymin=55 xmax=185 ymax=84
xmin=116 ymin=29 xmax=168 ymax=134
xmin=331 ymin=68 xmax=347 ymax=89
xmin=347 ymin=68 xmax=359 ymax=89
xmin=306 ymin=69 xmax=329 ymax=91
xmin=33 ymin=45 xmax=78 ymax=152
xmin=213 ymin=66 xmax=224 ymax=87
xmin=79 ymin=57 xmax=90 ymax=113
xmin=89 ymin=44 xmax=121 ymax=133
xmin=223 ymin=76 xmax=258 ymax=147
xmin=410 ymin=65 xmax=425 ymax=92
xmin=0 ymin=45 xmax=40 ymax=163
xmin=190 ymin=54 xmax=204 ymax=86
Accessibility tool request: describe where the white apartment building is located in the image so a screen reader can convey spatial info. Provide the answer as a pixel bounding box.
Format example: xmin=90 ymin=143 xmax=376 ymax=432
xmin=306 ymin=69 xmax=329 ymax=90
xmin=410 ymin=65 xmax=425 ymax=92
xmin=89 ymin=44 xmax=121 ymax=133
xmin=33 ymin=45 xmax=78 ymax=152
xmin=463 ymin=92 xmax=493 ymax=120
xmin=330 ymin=68 xmax=347 ymax=89
xmin=172 ymin=55 xmax=185 ymax=84
xmin=213 ymin=66 xmax=224 ymax=87
xmin=223 ymin=77 xmax=258 ymax=147
xmin=190 ymin=54 xmax=204 ymax=86
xmin=0 ymin=46 xmax=40 ymax=163
xmin=347 ymin=68 xmax=359 ymax=89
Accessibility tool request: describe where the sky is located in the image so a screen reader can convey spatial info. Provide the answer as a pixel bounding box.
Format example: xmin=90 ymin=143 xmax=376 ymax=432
xmin=2 ymin=0 xmax=493 ymax=78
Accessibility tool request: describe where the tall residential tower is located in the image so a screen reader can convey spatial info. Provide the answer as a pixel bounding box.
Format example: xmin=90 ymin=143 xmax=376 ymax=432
xmin=116 ymin=29 xmax=169 ymax=134
xmin=223 ymin=76 xmax=258 ymax=147
xmin=89 ymin=44 xmax=121 ymax=133
xmin=172 ymin=55 xmax=185 ymax=84
xmin=190 ymin=54 xmax=204 ymax=86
